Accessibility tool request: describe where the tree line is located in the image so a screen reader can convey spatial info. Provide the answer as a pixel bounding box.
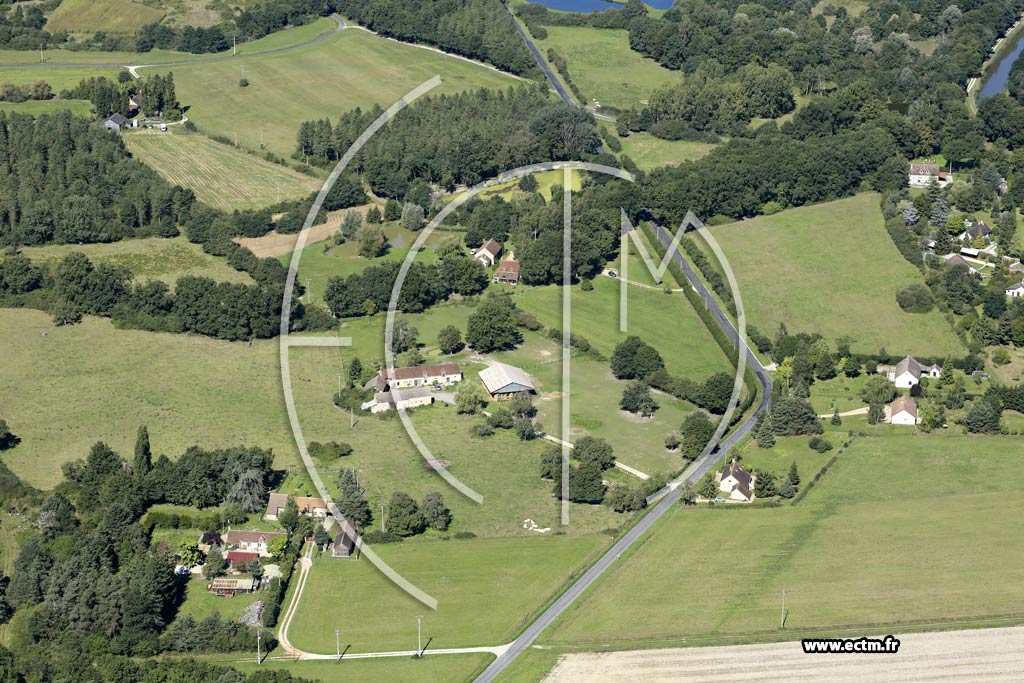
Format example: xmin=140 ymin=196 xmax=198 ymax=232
xmin=332 ymin=0 xmax=537 ymax=75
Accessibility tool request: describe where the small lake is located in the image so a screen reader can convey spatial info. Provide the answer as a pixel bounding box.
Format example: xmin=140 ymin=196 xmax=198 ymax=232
xmin=527 ymin=0 xmax=675 ymax=12
xmin=978 ymin=25 xmax=1024 ymax=99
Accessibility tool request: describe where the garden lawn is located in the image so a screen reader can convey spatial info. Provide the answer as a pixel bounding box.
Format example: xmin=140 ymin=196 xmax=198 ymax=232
xmin=0 ymin=309 xmax=300 ymax=488
xmin=287 ymin=535 xmax=608 ymax=653
xmin=544 ymin=430 xmax=1024 ymax=647
xmin=707 ymin=193 xmax=964 ymax=356
xmin=538 ymin=26 xmax=678 ymax=111
xmin=221 ymin=653 xmax=494 ymax=682
xmin=175 ymin=574 xmax=264 ymax=622
xmin=124 ymin=131 xmax=321 ymax=211
xmin=19 ymin=236 xmax=253 ymax=288
xmin=616 ymin=130 xmax=716 ymax=170
xmin=156 ymin=27 xmax=520 ymax=157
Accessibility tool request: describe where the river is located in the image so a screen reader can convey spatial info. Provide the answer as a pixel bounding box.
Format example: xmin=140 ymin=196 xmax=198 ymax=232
xmin=978 ymin=22 xmax=1024 ymax=99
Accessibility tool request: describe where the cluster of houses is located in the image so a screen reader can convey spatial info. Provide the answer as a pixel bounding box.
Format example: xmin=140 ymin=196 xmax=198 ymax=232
xmin=473 ymin=240 xmax=521 ymax=285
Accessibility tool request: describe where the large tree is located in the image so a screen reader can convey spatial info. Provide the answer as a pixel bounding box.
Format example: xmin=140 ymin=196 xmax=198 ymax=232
xmin=466 ymin=299 xmax=521 ymax=352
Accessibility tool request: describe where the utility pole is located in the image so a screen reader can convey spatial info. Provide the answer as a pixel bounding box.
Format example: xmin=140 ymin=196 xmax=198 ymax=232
xmin=39 ymin=44 xmax=43 ymax=63
xmin=256 ymin=630 xmax=262 ymax=664
xmin=260 ymin=127 xmax=264 ymax=148
xmin=350 ymin=408 xmax=354 ymax=429
xmin=233 ymin=35 xmax=237 ymax=55
xmin=277 ymin=183 xmax=281 ymax=203
xmin=335 ymin=628 xmax=341 ymax=659
xmin=306 ymin=278 xmax=311 ymax=303
xmin=234 ymin=130 xmax=238 ymax=147
xmin=780 ymin=590 xmax=786 ymax=629
xmin=381 ymin=503 xmax=385 ymax=532
xmin=417 ymin=615 xmax=423 ymax=655
xmin=338 ymin=374 xmax=342 ymax=397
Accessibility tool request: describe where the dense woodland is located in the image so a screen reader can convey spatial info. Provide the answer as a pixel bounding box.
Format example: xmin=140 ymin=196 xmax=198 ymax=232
xmin=297 ymin=86 xmax=602 ymax=195
xmin=333 ymin=0 xmax=536 ymax=75
xmin=0 ymin=111 xmax=195 ymax=246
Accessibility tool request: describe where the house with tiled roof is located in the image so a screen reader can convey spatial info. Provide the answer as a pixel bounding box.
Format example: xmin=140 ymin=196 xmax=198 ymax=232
xmin=375 ymin=363 xmax=462 ymax=391
xmin=887 ymin=356 xmax=941 ymax=388
xmin=888 ymin=396 xmax=920 ymax=426
xmin=223 ymin=530 xmax=285 ymax=557
xmin=716 ymin=459 xmax=756 ymax=502
xmin=475 ymin=240 xmax=503 ymax=267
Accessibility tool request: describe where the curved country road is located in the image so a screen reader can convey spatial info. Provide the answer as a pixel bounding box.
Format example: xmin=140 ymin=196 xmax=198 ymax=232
xmin=474 ymin=222 xmax=772 ymax=682
xmin=0 ymin=15 xmax=345 ymax=70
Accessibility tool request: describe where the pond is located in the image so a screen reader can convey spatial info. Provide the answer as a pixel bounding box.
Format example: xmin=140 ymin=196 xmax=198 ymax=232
xmin=978 ymin=25 xmax=1024 ymax=99
xmin=527 ymin=0 xmax=675 ymax=12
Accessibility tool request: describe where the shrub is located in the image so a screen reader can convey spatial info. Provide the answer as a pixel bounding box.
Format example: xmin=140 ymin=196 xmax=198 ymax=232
xmin=808 ymin=436 xmax=833 ymax=453
xmin=362 ymin=529 xmax=404 ymax=544
xmin=896 ymin=283 xmax=934 ymax=313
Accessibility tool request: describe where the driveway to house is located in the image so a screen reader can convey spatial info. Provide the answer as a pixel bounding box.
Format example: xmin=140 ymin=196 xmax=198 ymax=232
xmin=817 ymin=406 xmax=869 ymax=418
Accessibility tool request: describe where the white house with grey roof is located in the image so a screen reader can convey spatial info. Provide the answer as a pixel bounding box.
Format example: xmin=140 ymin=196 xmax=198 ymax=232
xmin=887 ymin=356 xmax=941 ymax=388
xmin=478 ymin=362 xmax=536 ymax=400
xmin=715 ymin=459 xmax=756 ymax=502
xmin=1007 ymin=281 xmax=1024 ymax=298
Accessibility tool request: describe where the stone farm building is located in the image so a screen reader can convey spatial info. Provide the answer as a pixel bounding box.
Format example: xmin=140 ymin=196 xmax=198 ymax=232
xmin=888 ymin=395 xmax=920 ymax=426
xmin=886 ymin=356 xmax=941 ymax=388
xmin=716 ymin=459 xmax=756 ymax=502
xmin=1007 ymin=281 xmax=1024 ymax=298
xmin=909 ymin=163 xmax=949 ymax=188
xmin=360 ymin=387 xmax=434 ymax=413
xmin=479 ymin=362 xmax=536 ymax=400
xmin=332 ymin=520 xmax=358 ymax=558
xmin=375 ymin=363 xmax=462 ymax=391
xmin=264 ymin=493 xmax=329 ymax=520
xmin=475 ymin=240 xmax=502 ymax=267
xmin=226 ymin=550 xmax=258 ymax=571
xmin=493 ymin=259 xmax=521 ymax=285
xmin=223 ymin=530 xmax=285 ymax=557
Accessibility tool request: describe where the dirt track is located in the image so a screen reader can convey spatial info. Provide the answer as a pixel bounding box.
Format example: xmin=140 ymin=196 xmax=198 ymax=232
xmin=544 ymin=627 xmax=1024 ymax=682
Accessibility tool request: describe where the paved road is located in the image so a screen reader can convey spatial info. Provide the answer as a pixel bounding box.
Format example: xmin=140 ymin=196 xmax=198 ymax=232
xmin=506 ymin=8 xmax=576 ymax=108
xmin=474 ymin=225 xmax=772 ymax=682
xmin=0 ymin=15 xmax=345 ymax=70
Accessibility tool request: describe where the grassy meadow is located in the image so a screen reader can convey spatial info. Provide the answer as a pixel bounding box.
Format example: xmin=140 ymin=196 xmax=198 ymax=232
xmin=537 ymin=26 xmax=678 ymax=111
xmin=545 ymin=429 xmax=1024 ymax=648
xmin=19 ymin=236 xmax=253 ymax=288
xmin=616 ymin=130 xmax=716 ymax=170
xmin=222 ymin=654 xmax=494 ymax=682
xmin=0 ymin=309 xmax=299 ymax=488
xmin=706 ymin=193 xmax=964 ymax=355
xmin=124 ymin=131 xmax=321 ymax=211
xmin=46 ymin=0 xmax=166 ymax=33
xmin=156 ymin=27 xmax=520 ymax=157
xmin=0 ymin=66 xmax=123 ymax=91
xmin=0 ymin=99 xmax=92 ymax=116
xmin=176 ymin=574 xmax=264 ymax=621
xmin=287 ymin=535 xmax=609 ymax=653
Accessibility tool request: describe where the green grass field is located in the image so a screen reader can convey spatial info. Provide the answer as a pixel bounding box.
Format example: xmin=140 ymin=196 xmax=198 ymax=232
xmin=0 ymin=99 xmax=92 ymax=116
xmin=706 ymin=193 xmax=964 ymax=355
xmin=222 ymin=654 xmax=494 ymax=683
xmin=288 ymin=535 xmax=608 ymax=653
xmin=19 ymin=236 xmax=252 ymax=288
xmin=124 ymin=131 xmax=321 ymax=211
xmin=545 ymin=430 xmax=1024 ymax=648
xmin=47 ymin=0 xmax=166 ymax=33
xmin=0 ymin=309 xmax=300 ymax=488
xmin=538 ymin=26 xmax=678 ymax=111
xmin=0 ymin=66 xmax=122 ymax=91
xmin=157 ymin=27 xmax=520 ymax=157
xmin=515 ymin=273 xmax=733 ymax=381
xmin=285 ymin=223 xmax=446 ymax=302
xmin=616 ymin=130 xmax=716 ymax=170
